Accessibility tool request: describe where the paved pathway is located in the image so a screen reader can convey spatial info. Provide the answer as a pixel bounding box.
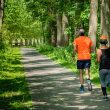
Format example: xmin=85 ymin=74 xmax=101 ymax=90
xmin=21 ymin=48 xmax=110 ymax=110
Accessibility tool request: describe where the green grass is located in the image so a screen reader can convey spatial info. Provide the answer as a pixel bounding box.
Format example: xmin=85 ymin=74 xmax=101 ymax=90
xmin=0 ymin=48 xmax=32 ymax=110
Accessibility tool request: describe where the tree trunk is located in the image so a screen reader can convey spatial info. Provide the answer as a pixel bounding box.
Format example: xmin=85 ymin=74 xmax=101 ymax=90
xmin=107 ymin=0 xmax=110 ymax=44
xmin=56 ymin=13 xmax=62 ymax=46
xmin=42 ymin=22 xmax=46 ymax=44
xmin=0 ymin=0 xmax=3 ymax=29
xmin=56 ymin=13 xmax=69 ymax=46
xmin=88 ymin=0 xmax=98 ymax=51
xmin=62 ymin=13 xmax=69 ymax=46
xmin=101 ymin=0 xmax=110 ymax=44
xmin=101 ymin=0 xmax=108 ymax=36
xmin=0 ymin=0 xmax=4 ymax=50
xmin=51 ymin=21 xmax=57 ymax=47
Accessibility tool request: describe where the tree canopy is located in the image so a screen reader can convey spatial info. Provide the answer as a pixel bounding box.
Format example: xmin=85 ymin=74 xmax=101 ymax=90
xmin=0 ymin=0 xmax=110 ymax=49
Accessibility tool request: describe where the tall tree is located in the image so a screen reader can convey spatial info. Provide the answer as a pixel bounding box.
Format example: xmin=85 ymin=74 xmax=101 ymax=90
xmin=62 ymin=13 xmax=69 ymax=46
xmin=56 ymin=0 xmax=70 ymax=46
xmin=101 ymin=0 xmax=110 ymax=44
xmin=88 ymin=0 xmax=98 ymax=50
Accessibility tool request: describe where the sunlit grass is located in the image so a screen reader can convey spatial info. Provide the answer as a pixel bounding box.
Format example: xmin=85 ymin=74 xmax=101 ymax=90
xmin=0 ymin=47 xmax=32 ymax=109
xmin=10 ymin=101 xmax=32 ymax=109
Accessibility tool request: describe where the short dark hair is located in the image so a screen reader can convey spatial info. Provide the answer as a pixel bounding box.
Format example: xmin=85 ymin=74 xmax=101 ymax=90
xmin=100 ymin=39 xmax=108 ymax=45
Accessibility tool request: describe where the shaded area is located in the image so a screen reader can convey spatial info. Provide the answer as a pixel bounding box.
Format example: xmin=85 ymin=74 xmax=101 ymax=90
xmin=0 ymin=48 xmax=32 ymax=110
xmin=0 ymin=77 xmax=30 ymax=109
xmin=21 ymin=48 xmax=110 ymax=110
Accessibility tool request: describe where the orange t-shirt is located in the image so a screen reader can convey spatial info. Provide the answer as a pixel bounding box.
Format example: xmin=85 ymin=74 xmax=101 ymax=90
xmin=73 ymin=36 xmax=93 ymax=60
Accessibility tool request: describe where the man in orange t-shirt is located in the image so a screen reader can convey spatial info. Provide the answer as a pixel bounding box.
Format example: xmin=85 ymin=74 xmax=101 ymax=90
xmin=73 ymin=29 xmax=93 ymax=92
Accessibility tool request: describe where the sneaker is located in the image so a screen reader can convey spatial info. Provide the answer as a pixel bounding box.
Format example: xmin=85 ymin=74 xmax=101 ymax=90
xmin=80 ymin=85 xmax=84 ymax=92
xmin=87 ymin=79 xmax=92 ymax=91
xmin=107 ymin=83 xmax=110 ymax=87
xmin=103 ymin=96 xmax=108 ymax=100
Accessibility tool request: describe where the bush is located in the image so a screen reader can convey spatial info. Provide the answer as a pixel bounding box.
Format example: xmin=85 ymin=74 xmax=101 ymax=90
xmin=36 ymin=44 xmax=54 ymax=53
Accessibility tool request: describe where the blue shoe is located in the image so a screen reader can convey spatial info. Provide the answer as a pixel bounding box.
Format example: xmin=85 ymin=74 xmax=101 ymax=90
xmin=80 ymin=85 xmax=84 ymax=92
xmin=87 ymin=79 xmax=92 ymax=91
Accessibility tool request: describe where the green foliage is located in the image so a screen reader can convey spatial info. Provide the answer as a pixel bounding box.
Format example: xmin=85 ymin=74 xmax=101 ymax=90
xmin=0 ymin=39 xmax=5 ymax=50
xmin=36 ymin=44 xmax=54 ymax=53
xmin=80 ymin=3 xmax=90 ymax=30
xmin=91 ymin=53 xmax=100 ymax=85
xmin=3 ymin=0 xmax=42 ymax=41
xmin=0 ymin=48 xmax=32 ymax=109
xmin=0 ymin=32 xmax=9 ymax=51
xmin=53 ymin=45 xmax=73 ymax=63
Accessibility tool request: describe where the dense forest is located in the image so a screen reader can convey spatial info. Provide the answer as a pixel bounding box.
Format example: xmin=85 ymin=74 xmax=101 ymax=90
xmin=0 ymin=0 xmax=110 ymax=109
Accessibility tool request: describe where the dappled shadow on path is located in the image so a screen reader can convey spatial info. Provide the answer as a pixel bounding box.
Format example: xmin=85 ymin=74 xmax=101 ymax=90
xmin=27 ymin=72 xmax=110 ymax=110
xmin=21 ymin=48 xmax=110 ymax=110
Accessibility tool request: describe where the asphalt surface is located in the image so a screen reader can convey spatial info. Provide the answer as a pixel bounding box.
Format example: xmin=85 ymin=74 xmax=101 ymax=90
xmin=21 ymin=48 xmax=110 ymax=110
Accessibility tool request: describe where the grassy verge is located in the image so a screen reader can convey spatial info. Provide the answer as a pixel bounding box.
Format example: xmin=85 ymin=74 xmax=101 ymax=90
xmin=0 ymin=47 xmax=32 ymax=110
xmin=35 ymin=44 xmax=100 ymax=86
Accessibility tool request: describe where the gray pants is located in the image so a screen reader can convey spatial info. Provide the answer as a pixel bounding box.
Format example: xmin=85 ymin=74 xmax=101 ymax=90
xmin=99 ymin=69 xmax=110 ymax=87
